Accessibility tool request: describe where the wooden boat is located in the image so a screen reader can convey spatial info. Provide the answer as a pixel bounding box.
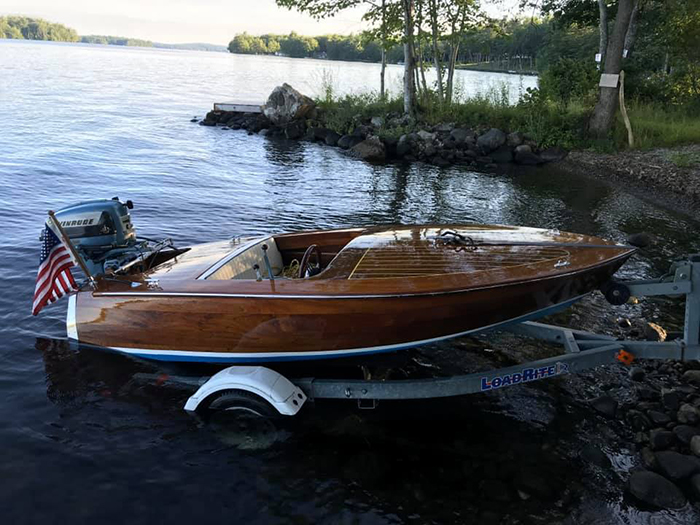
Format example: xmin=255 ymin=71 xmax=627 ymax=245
xmin=67 ymin=225 xmax=635 ymax=363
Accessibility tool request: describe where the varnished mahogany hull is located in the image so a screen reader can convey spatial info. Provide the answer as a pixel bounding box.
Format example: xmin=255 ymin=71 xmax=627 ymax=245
xmin=70 ymin=257 xmax=628 ymax=362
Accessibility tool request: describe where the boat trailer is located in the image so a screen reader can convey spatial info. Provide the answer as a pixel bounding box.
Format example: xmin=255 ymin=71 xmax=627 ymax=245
xmin=141 ymin=255 xmax=700 ymax=417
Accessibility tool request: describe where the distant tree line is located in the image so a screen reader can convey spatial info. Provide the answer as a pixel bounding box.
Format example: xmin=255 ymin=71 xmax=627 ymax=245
xmin=227 ymin=20 xmax=603 ymax=71
xmin=80 ymin=35 xmax=153 ymax=47
xmin=228 ymin=32 xmax=387 ymax=62
xmin=0 ymin=16 xmax=227 ymax=51
xmin=0 ymin=15 xmax=79 ymax=42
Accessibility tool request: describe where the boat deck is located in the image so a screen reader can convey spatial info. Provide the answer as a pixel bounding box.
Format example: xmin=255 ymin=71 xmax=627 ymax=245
xmin=318 ymin=227 xmax=582 ymax=280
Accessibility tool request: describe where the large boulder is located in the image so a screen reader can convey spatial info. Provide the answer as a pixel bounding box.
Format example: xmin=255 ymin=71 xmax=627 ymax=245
xmin=417 ymin=130 xmax=436 ymax=142
xmin=540 ymin=146 xmax=569 ymax=163
xmin=262 ymin=83 xmax=316 ymax=126
xmin=514 ymin=144 xmax=543 ymax=166
xmin=674 ymin=425 xmax=700 ymax=445
xmin=324 ymin=130 xmax=341 ymax=147
xmin=284 ymin=120 xmax=305 ymax=140
xmin=476 ymin=128 xmax=506 ymax=153
xmin=692 ymin=473 xmax=700 ymax=499
xmin=678 ymin=404 xmax=700 ymax=425
xmin=691 ymin=435 xmax=700 ymax=457
xmin=590 ymin=395 xmax=618 ymax=417
xmin=650 ymin=429 xmax=677 ymax=451
xmin=450 ymin=128 xmax=475 ymax=144
xmin=396 ymin=135 xmax=413 ymax=158
xmin=337 ymin=134 xmax=363 ymax=150
xmin=628 ymin=470 xmax=686 ymax=510
xmin=350 ymin=136 xmax=386 ymax=162
xmin=655 ymin=451 xmax=700 ymax=480
xmin=507 ymin=131 xmax=525 ymax=147
xmin=490 ymin=145 xmax=513 ymax=164
xmin=312 ymin=127 xmax=333 ymax=142
xmin=683 ymin=370 xmax=700 ymax=385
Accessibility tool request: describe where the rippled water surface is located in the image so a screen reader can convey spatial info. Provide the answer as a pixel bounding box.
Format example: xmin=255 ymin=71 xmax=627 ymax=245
xmin=1 ymin=40 xmax=699 ymax=524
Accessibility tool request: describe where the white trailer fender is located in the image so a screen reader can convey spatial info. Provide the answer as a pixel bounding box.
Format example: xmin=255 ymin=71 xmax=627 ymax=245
xmin=184 ymin=366 xmax=307 ymax=416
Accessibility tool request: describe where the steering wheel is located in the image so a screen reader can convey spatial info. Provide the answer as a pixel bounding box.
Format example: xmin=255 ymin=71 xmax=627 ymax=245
xmin=298 ymin=244 xmax=322 ymax=278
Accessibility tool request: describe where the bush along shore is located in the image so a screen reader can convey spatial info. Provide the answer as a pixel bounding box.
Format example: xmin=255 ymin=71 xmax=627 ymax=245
xmin=196 ymin=84 xmax=568 ymax=170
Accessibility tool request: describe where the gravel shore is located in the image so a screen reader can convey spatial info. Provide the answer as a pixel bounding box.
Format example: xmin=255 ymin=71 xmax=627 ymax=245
xmin=560 ymin=145 xmax=700 ymax=206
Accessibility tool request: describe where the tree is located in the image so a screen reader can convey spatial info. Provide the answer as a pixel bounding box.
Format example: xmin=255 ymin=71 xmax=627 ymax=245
xmin=280 ymin=32 xmax=318 ymax=57
xmin=363 ymin=0 xmax=404 ymax=98
xmin=597 ymin=0 xmax=608 ymax=67
xmin=402 ymin=0 xmax=417 ymax=114
xmin=229 ymin=33 xmax=254 ymax=54
xmin=0 ymin=16 xmax=79 ymax=42
xmin=440 ymin=0 xmax=484 ymax=103
xmin=589 ymin=0 xmax=636 ymax=137
xmin=276 ymin=0 xmax=417 ymax=114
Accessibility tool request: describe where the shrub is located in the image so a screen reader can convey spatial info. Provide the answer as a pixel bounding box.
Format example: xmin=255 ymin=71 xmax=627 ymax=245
xmin=538 ymin=58 xmax=599 ymax=106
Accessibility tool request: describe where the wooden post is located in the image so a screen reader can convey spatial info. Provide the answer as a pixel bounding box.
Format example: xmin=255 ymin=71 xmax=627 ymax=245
xmin=619 ymin=70 xmax=634 ymax=148
xmin=48 ymin=210 xmax=97 ymax=286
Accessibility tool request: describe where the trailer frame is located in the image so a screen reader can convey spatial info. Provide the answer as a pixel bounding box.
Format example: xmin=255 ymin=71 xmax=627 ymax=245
xmin=138 ymin=255 xmax=700 ymax=416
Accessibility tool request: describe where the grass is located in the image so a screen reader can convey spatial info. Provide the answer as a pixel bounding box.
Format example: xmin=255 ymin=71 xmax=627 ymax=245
xmin=313 ymin=77 xmax=700 ymax=153
xmin=613 ymin=101 xmax=700 ymax=150
xmin=667 ymin=151 xmax=700 ymax=168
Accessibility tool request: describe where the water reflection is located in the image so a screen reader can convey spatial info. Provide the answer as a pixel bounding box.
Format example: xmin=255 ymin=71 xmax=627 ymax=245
xmin=3 ymin=41 xmax=700 ymax=524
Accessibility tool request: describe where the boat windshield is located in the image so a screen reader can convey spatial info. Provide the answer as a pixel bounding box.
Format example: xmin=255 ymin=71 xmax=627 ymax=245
xmin=203 ymin=237 xmax=283 ymax=280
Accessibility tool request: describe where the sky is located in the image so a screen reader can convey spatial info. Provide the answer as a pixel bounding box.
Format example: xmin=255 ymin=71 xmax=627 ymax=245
xmin=1 ymin=0 xmax=522 ymax=45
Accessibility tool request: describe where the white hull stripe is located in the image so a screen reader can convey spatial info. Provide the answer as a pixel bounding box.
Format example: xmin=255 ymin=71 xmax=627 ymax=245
xmin=89 ymin=295 xmax=586 ymax=363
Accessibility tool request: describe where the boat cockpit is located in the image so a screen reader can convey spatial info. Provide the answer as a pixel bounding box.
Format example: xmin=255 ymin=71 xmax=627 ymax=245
xmin=203 ymin=228 xmax=365 ymax=281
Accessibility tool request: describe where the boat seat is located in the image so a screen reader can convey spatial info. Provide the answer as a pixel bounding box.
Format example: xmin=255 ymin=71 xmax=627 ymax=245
xmin=207 ymin=238 xmax=284 ymax=280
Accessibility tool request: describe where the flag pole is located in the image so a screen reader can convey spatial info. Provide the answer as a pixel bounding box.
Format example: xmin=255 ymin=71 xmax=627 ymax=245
xmin=47 ymin=210 xmax=97 ymax=287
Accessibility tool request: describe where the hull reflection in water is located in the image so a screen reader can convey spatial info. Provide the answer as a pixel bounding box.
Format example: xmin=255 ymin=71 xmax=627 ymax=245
xmin=69 ymin=224 xmax=635 ymax=363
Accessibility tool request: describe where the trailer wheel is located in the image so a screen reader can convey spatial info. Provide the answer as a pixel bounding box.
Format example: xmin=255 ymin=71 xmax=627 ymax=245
xmin=206 ymin=389 xmax=279 ymax=418
xmin=601 ymin=281 xmax=631 ymax=306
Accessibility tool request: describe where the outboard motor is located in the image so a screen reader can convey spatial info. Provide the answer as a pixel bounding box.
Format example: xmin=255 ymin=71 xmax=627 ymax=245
xmin=49 ymin=197 xmax=179 ymax=277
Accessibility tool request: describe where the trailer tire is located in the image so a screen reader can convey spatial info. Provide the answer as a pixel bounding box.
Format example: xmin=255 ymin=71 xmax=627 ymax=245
xmin=205 ymin=389 xmax=279 ymax=418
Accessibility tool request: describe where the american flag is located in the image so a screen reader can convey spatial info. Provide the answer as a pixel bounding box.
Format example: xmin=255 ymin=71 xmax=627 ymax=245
xmin=32 ymin=225 xmax=78 ymax=316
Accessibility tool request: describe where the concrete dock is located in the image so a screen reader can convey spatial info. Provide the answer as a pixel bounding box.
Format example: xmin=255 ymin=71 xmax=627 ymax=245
xmin=213 ymin=102 xmax=262 ymax=113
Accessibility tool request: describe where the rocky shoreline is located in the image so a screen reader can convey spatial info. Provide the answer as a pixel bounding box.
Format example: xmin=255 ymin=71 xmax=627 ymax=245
xmin=195 ymin=83 xmax=568 ymax=170
xmin=560 ymin=145 xmax=700 ymax=207
xmin=193 ymin=85 xmax=700 ymax=514
xmin=600 ymin=357 xmax=700 ymax=509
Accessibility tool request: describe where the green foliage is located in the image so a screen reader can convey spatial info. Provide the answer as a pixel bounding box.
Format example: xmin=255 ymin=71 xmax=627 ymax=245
xmin=81 ymin=35 xmax=153 ymax=47
xmin=316 ymin=91 xmax=403 ymax=134
xmin=228 ymin=31 xmax=388 ymax=62
xmin=666 ymin=152 xmax=700 ymax=168
xmin=280 ymin=32 xmax=319 ymax=57
xmin=611 ymin=101 xmax=700 ymax=150
xmin=228 ymin=32 xmax=268 ymax=54
xmin=538 ymin=58 xmax=598 ymax=105
xmin=0 ymin=15 xmax=79 ymax=42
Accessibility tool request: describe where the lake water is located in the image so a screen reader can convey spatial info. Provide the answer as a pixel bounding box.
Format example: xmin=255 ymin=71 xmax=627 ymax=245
xmin=1 ymin=40 xmax=699 ymax=524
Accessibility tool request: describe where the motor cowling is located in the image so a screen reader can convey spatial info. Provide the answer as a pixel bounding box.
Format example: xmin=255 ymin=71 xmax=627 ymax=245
xmin=52 ymin=197 xmax=136 ymax=250
xmin=49 ymin=198 xmax=140 ymax=276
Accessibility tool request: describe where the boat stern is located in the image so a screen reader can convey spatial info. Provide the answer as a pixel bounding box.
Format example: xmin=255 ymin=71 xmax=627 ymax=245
xmin=66 ymin=293 xmax=79 ymax=341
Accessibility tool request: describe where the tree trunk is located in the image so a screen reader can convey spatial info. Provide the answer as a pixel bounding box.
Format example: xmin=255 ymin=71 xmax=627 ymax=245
xmin=380 ymin=0 xmax=387 ymax=99
xmin=624 ymin=1 xmax=640 ymax=58
xmin=415 ymin=2 xmax=429 ymax=96
xmin=446 ymin=42 xmax=459 ymax=104
xmin=416 ymin=38 xmax=429 ymax=95
xmin=402 ymin=0 xmax=416 ymax=115
xmin=589 ymin=0 xmax=636 ymax=138
xmin=598 ymin=0 xmax=608 ymax=68
xmin=428 ymin=0 xmax=444 ymax=101
xmin=380 ymin=48 xmax=386 ymax=99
